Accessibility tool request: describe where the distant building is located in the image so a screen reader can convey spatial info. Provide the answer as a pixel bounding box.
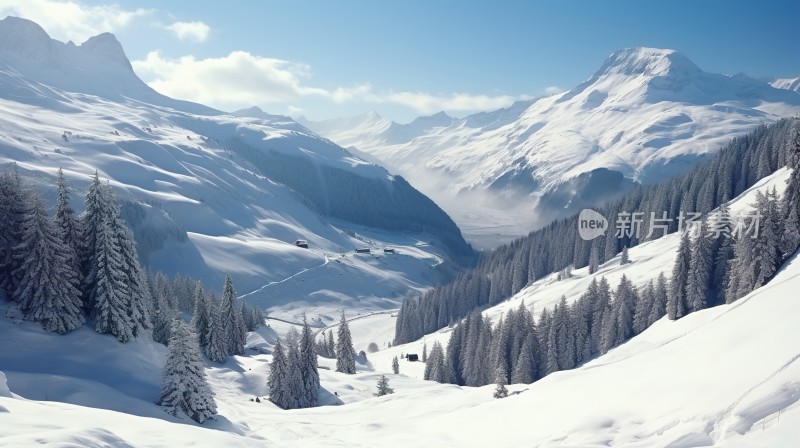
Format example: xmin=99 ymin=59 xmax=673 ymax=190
xmin=295 ymin=239 xmax=309 ymax=248
xmin=406 ymin=353 xmax=419 ymax=362
xmin=383 ymin=248 xmax=396 ymax=254
xmin=355 ymin=248 xmax=371 ymax=253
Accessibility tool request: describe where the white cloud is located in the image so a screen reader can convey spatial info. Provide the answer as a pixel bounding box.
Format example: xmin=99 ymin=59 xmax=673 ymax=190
xmin=133 ymin=50 xmax=528 ymax=115
xmin=165 ymin=21 xmax=210 ymax=42
xmin=382 ymin=91 xmax=521 ymax=115
xmin=544 ymin=86 xmax=566 ymax=95
xmin=0 ymin=0 xmax=151 ymax=43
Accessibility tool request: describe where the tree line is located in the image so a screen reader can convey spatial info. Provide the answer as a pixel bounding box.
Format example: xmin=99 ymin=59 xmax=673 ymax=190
xmin=420 ymin=125 xmax=800 ymax=390
xmin=267 ymin=311 xmax=357 ymax=409
xmin=0 ymin=165 xmax=267 ymax=423
xmin=396 ymin=118 xmax=799 ymax=344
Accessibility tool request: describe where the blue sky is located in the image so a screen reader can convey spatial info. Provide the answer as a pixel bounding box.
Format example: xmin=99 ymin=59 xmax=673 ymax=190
xmin=2 ymin=0 xmax=799 ymax=122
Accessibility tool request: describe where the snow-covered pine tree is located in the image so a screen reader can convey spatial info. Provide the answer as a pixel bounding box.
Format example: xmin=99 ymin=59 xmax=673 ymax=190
xmin=726 ymin=232 xmax=755 ymax=303
xmin=112 ymin=201 xmax=150 ymax=336
xmin=375 ymin=374 xmax=394 ymax=396
xmin=780 ymin=128 xmax=800 ymax=258
xmin=422 ymin=342 xmax=427 ymax=363
xmin=299 ymin=317 xmax=320 ymax=407
xmin=205 ymin=293 xmax=230 ymax=362
xmin=752 ymin=189 xmax=781 ymax=289
xmin=686 ymin=220 xmax=713 ymax=313
xmin=267 ymin=338 xmax=290 ymax=409
xmin=54 ymin=168 xmax=81 ymax=288
xmin=668 ymin=231 xmax=691 ymax=320
xmin=589 ymin=240 xmax=600 ymax=274
xmin=0 ymin=166 xmax=29 ymax=297
xmin=620 ymin=246 xmax=630 ymax=265
xmin=633 ymin=280 xmax=655 ymax=335
xmin=492 ymin=365 xmax=509 ymax=399
xmin=151 ymin=290 xmax=175 ymax=346
xmin=159 ymin=319 xmax=217 ymax=423
xmin=647 ymin=272 xmax=669 ymax=326
xmin=191 ymin=281 xmax=212 ymax=347
xmin=79 ymin=171 xmax=104 ymax=311
xmin=423 ymin=341 xmax=446 ymax=382
xmin=89 ymin=205 xmax=134 ymax=341
xmin=511 ymin=333 xmax=535 ymax=384
xmin=284 ymin=333 xmax=303 ymax=409
xmin=219 ymin=275 xmax=245 ymax=356
xmin=392 ymin=356 xmax=399 ymax=374
xmin=13 ymin=193 xmax=84 ymax=334
xmin=711 ymin=204 xmax=734 ymax=305
xmin=335 ymin=311 xmax=356 ymax=374
xmin=326 ymin=330 xmax=336 ymax=358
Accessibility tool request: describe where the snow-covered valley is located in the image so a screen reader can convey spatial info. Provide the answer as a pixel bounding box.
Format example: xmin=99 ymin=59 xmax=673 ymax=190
xmin=2 ymin=166 xmax=800 ymax=447
xmin=1 ymin=10 xmax=800 ymax=448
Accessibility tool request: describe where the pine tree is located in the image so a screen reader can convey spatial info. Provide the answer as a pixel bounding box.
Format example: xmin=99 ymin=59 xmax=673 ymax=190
xmin=374 ymin=374 xmax=394 ymax=396
xmin=219 ymin=275 xmax=245 ymax=356
xmin=159 ymin=320 xmax=217 ymax=423
xmin=190 ymin=282 xmax=212 ymax=347
xmin=589 ymin=240 xmax=600 ymax=274
xmin=511 ymin=334 xmax=535 ymax=384
xmin=284 ymin=333 xmax=303 ymax=409
xmin=392 ymin=356 xmax=399 ymax=374
xmin=14 ymin=193 xmax=84 ymax=334
xmin=668 ymin=231 xmax=691 ymax=320
xmin=752 ymin=190 xmax=780 ymax=289
xmin=299 ymin=317 xmax=320 ymax=407
xmin=53 ymin=168 xmax=81 ymax=289
xmin=267 ymin=338 xmax=290 ymax=409
xmin=686 ymin=220 xmax=713 ymax=313
xmin=424 ymin=341 xmax=446 ymax=382
xmin=726 ymin=233 xmax=755 ymax=303
xmin=205 ymin=294 xmax=230 ymax=362
xmin=0 ymin=166 xmax=29 ymax=298
xmin=152 ymin=290 xmax=175 ymax=346
xmin=422 ymin=342 xmax=428 ymax=363
xmin=326 ymin=330 xmax=336 ymax=358
xmin=335 ymin=311 xmax=356 ymax=374
xmin=492 ymin=365 xmax=509 ymax=399
xmin=780 ymin=127 xmax=800 ymax=258
xmin=633 ymin=280 xmax=654 ymax=335
xmin=79 ymin=171 xmax=104 ymax=311
xmin=647 ymin=273 xmax=669 ymax=326
xmin=620 ymin=246 xmax=630 ymax=265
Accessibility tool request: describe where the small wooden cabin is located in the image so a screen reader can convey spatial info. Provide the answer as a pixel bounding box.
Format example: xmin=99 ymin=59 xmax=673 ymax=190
xmin=383 ymin=248 xmax=396 ymax=254
xmin=295 ymin=239 xmax=309 ymax=249
xmin=407 ymin=353 xmax=419 ymax=362
xmin=355 ymin=248 xmax=371 ymax=254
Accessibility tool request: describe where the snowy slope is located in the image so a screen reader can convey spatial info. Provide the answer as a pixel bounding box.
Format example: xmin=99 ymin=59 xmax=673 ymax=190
xmin=2 ymin=167 xmax=799 ymax=447
xmin=304 ymin=48 xmax=800 ymax=247
xmin=771 ymin=77 xmax=800 ymax=93
xmin=0 ymin=17 xmax=467 ymax=322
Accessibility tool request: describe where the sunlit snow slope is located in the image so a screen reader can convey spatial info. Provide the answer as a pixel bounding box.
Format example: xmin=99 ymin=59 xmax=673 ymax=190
xmin=1 ymin=169 xmax=799 ymax=447
xmin=0 ymin=17 xmax=469 ymax=322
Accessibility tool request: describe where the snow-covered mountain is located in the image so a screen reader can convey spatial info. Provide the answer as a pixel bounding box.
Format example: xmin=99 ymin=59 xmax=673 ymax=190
xmin=771 ymin=76 xmax=800 ymax=93
xmin=302 ymin=48 xmax=800 ymax=248
xmin=0 ymin=16 xmax=471 ymax=324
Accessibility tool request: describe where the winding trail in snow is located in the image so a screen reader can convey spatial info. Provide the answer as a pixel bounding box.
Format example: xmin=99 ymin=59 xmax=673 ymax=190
xmin=238 ymin=253 xmax=330 ymax=300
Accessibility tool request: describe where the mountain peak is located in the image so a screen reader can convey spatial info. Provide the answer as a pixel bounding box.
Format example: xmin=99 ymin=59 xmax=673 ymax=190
xmin=596 ymin=47 xmax=700 ymax=78
xmin=0 ymin=16 xmax=57 ymax=63
xmin=80 ymin=32 xmax=131 ymax=70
